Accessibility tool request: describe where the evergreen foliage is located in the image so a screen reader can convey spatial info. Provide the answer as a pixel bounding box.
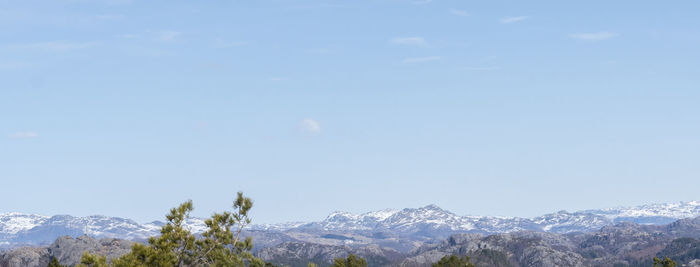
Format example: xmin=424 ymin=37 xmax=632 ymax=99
xmin=77 ymin=252 xmax=109 ymax=267
xmin=330 ymin=253 xmax=367 ymax=267
xmin=77 ymin=192 xmax=271 ymax=267
xmin=47 ymin=257 xmax=66 ymax=267
xmin=653 ymin=256 xmax=677 ymax=267
xmin=657 ymin=238 xmax=700 ymax=264
xmin=432 ymin=255 xmax=476 ymax=267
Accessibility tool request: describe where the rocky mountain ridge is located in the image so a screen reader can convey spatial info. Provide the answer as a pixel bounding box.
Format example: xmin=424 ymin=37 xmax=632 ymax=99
xmin=258 ymin=217 xmax=700 ymax=267
xmin=2 ymin=201 xmax=699 ymax=251
xmin=0 ymin=235 xmax=132 ymax=267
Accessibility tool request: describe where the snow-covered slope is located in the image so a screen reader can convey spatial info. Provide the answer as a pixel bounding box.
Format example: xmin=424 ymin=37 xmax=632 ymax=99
xmin=299 ymin=201 xmax=700 ymax=235
xmin=0 ymin=213 xmax=48 ymax=235
xmin=0 ymin=214 xmax=209 ymax=248
xmin=2 ymin=201 xmax=699 ymax=248
xmin=586 ymin=201 xmax=700 ymax=224
xmin=312 ymin=208 xmax=401 ymax=231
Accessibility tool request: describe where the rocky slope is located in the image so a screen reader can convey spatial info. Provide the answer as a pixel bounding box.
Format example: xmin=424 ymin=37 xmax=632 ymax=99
xmin=258 ymin=216 xmax=700 ymax=266
xmin=376 ymin=232 xmax=585 ymax=267
xmin=257 ymin=242 xmax=403 ymax=267
xmin=0 ymin=235 xmax=132 ymax=267
xmin=401 ymin=216 xmax=700 ymax=267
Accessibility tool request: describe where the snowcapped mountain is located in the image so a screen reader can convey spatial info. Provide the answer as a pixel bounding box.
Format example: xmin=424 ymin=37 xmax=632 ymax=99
xmin=248 ymin=221 xmax=309 ymax=232
xmin=378 ymin=204 xmax=475 ymax=232
xmin=309 ymin=208 xmax=402 ymax=231
xmin=0 ymin=214 xmax=209 ymax=248
xmin=287 ymin=201 xmax=700 ymax=238
xmin=2 ymin=201 xmax=699 ymax=249
xmin=585 ymin=200 xmax=700 ymax=224
xmin=0 ymin=214 xmax=155 ymax=248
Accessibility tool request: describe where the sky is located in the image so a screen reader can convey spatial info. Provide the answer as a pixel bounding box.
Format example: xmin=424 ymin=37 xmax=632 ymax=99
xmin=1 ymin=0 xmax=700 ymax=224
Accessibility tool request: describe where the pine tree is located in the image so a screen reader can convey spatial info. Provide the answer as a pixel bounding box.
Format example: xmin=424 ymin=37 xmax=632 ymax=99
xmin=432 ymin=255 xmax=476 ymax=267
xmin=47 ymin=257 xmax=66 ymax=267
xmin=77 ymin=252 xmax=109 ymax=267
xmin=331 ymin=253 xmax=367 ymax=267
xmin=78 ymin=192 xmax=271 ymax=267
xmin=653 ymin=256 xmax=677 ymax=267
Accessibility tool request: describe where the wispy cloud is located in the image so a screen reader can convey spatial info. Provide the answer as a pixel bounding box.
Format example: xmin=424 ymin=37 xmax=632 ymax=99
xmin=500 ymin=16 xmax=530 ymax=24
xmin=11 ymin=41 xmax=96 ymax=52
xmin=391 ymin=37 xmax=427 ymax=46
xmin=8 ymin=131 xmax=39 ymax=139
xmin=402 ymin=56 xmax=441 ymax=64
xmin=157 ymin=31 xmax=182 ymax=42
xmin=300 ymin=118 xmax=321 ymax=134
xmin=449 ymin=8 xmax=469 ymax=17
xmin=569 ymin=32 xmax=619 ymax=41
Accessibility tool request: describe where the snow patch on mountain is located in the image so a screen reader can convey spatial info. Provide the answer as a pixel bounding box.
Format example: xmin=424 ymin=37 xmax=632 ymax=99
xmin=378 ymin=205 xmax=476 ymax=231
xmin=249 ymin=221 xmax=309 ymax=231
xmin=590 ymin=201 xmax=700 ymax=220
xmin=310 ymin=201 xmax=700 ymax=235
xmin=0 ymin=213 xmax=48 ymax=235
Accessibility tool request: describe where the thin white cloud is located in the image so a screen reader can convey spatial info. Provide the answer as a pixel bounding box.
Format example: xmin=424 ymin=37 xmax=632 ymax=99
xmin=300 ymin=118 xmax=321 ymax=134
xmin=8 ymin=131 xmax=39 ymax=139
xmin=413 ymin=0 xmax=432 ymax=4
xmin=11 ymin=41 xmax=96 ymax=52
xmin=449 ymin=8 xmax=469 ymax=17
xmin=402 ymin=56 xmax=441 ymax=64
xmin=157 ymin=31 xmax=182 ymax=42
xmin=500 ymin=16 xmax=530 ymax=24
xmin=391 ymin=37 xmax=427 ymax=46
xmin=569 ymin=32 xmax=619 ymax=41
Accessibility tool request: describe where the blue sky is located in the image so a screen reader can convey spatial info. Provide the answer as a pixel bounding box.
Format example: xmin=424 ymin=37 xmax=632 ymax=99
xmin=1 ymin=0 xmax=700 ymax=224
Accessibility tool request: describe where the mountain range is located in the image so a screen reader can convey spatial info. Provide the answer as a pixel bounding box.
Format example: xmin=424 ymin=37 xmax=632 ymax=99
xmin=2 ymin=201 xmax=699 ymax=252
xmin=3 ymin=216 xmax=700 ymax=266
xmin=256 ymin=214 xmax=700 ymax=267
